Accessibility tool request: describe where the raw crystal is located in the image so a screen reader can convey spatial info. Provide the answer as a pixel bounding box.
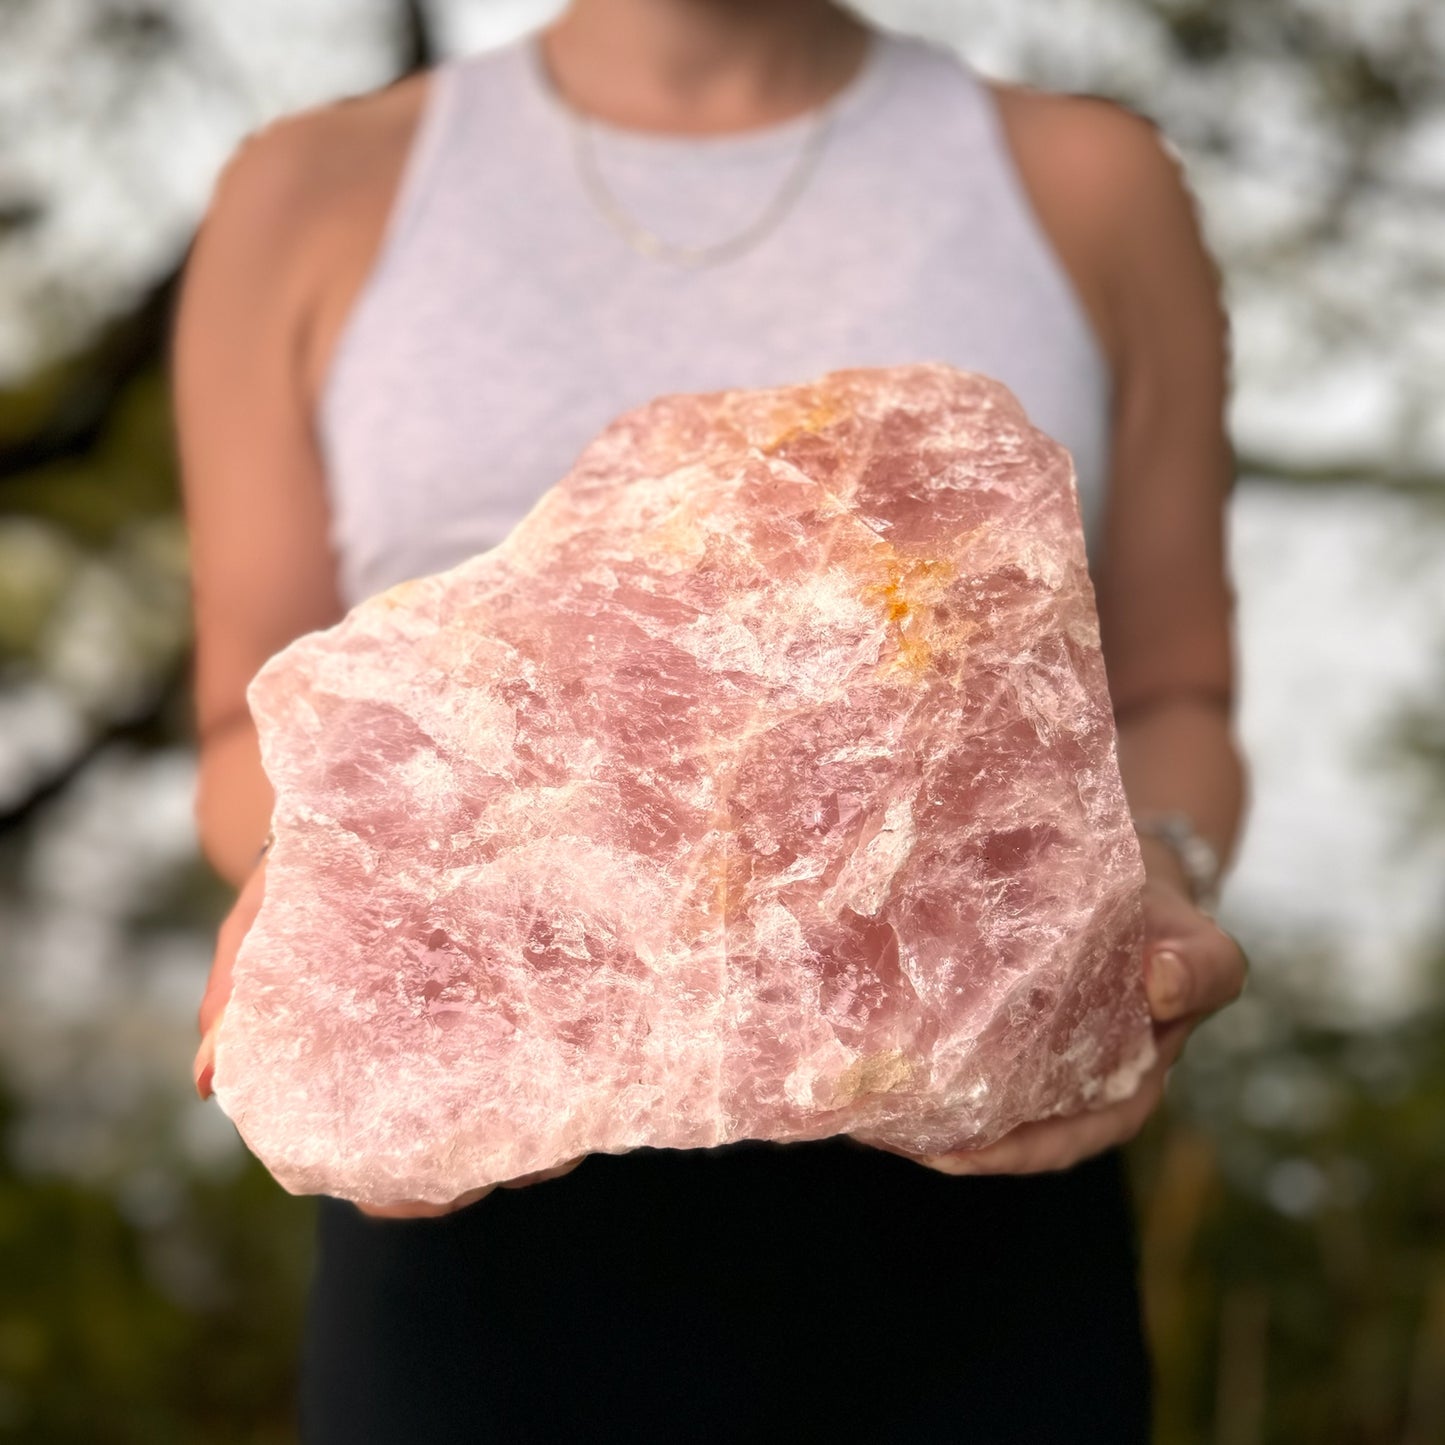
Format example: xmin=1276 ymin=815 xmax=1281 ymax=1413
xmin=212 ymin=361 xmax=1156 ymax=1206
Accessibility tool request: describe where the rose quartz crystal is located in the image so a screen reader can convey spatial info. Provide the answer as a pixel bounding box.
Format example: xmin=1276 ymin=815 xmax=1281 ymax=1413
xmin=212 ymin=361 xmax=1155 ymax=1206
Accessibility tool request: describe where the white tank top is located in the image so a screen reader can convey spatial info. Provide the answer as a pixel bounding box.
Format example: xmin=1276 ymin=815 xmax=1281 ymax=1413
xmin=319 ymin=27 xmax=1113 ymax=609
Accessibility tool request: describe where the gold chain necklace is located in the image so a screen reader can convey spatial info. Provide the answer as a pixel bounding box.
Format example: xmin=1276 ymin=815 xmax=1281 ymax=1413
xmin=563 ymin=74 xmax=844 ymax=269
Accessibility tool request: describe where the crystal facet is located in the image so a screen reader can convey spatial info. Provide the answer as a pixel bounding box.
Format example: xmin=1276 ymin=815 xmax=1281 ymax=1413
xmin=212 ymin=362 xmax=1156 ymax=1206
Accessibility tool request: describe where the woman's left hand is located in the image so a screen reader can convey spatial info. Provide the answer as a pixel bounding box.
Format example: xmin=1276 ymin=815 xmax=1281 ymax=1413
xmin=860 ymin=870 xmax=1249 ymax=1176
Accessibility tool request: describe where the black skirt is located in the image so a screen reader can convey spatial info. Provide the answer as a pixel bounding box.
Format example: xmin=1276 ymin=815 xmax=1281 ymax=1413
xmin=299 ymin=1137 xmax=1153 ymax=1443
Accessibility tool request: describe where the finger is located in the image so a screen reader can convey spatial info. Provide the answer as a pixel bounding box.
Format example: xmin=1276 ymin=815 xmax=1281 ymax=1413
xmin=1146 ymin=929 xmax=1248 ymax=1023
xmin=1219 ymin=924 xmax=1254 ymax=994
xmin=498 ymin=1154 xmax=588 ymax=1188
xmin=920 ymin=1047 xmax=1179 ymax=1177
xmin=354 ymin=1201 xmax=449 ymax=1219
xmin=1151 ymin=1015 xmax=1194 ymax=1070
xmin=855 ymin=1137 xmax=929 ymax=1164
xmin=354 ymin=1182 xmax=499 ymax=1218
xmin=196 ymin=963 xmax=233 ymax=1041
xmin=198 ymin=861 xmax=269 ymax=1039
xmin=946 ymin=1095 xmax=1131 ymax=1174
xmin=872 ymin=1015 xmax=1195 ymax=1179
xmin=192 ymin=1021 xmax=219 ymax=1101
xmin=958 ymin=1075 xmax=1163 ymax=1175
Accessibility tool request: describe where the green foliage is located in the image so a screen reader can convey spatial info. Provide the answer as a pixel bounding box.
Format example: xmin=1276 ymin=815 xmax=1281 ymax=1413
xmin=0 ymin=1099 xmax=314 ymax=1444
xmin=1 ymin=369 xmax=178 ymax=545
xmin=1129 ymin=972 xmax=1445 ymax=1443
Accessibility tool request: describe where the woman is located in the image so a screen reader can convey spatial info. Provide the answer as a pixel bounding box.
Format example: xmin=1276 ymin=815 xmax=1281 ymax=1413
xmin=174 ymin=0 xmax=1249 ymax=1439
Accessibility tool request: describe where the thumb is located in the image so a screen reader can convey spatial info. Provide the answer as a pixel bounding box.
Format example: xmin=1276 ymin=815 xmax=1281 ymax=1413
xmin=1144 ymin=941 xmax=1193 ymax=1021
xmin=1146 ymin=923 xmax=1248 ymax=1024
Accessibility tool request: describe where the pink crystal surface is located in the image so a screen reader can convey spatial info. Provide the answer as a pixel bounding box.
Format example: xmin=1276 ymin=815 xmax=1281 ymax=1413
xmin=212 ymin=362 xmax=1155 ymax=1206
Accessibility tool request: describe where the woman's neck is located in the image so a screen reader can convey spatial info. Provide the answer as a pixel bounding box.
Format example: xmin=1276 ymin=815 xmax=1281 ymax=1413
xmin=538 ymin=0 xmax=874 ymax=135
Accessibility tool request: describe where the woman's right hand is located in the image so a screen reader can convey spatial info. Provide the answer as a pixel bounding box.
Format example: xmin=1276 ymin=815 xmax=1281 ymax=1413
xmin=192 ymin=855 xmax=589 ymax=1215
xmin=193 ymin=851 xmax=268 ymax=1102
xmin=353 ymin=1155 xmax=589 ymax=1220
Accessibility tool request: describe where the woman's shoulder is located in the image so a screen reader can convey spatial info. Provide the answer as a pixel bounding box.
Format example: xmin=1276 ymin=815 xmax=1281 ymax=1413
xmin=989 ymin=75 xmax=1194 ymax=234
xmin=982 ymin=75 xmax=1208 ymax=378
xmin=205 ymin=66 xmax=434 ymax=247
xmin=194 ymin=64 xmax=442 ymax=414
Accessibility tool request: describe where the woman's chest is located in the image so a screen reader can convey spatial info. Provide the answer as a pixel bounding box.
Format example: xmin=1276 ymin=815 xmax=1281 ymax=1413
xmin=305 ymin=74 xmax=1117 ymax=605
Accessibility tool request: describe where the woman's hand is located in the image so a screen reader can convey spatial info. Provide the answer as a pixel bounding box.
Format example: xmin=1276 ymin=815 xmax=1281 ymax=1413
xmin=192 ymin=852 xmax=267 ymax=1102
xmin=351 ymin=1156 xmax=589 ymax=1220
xmin=192 ymin=856 xmax=589 ymax=1217
xmin=861 ymin=867 xmax=1249 ymax=1177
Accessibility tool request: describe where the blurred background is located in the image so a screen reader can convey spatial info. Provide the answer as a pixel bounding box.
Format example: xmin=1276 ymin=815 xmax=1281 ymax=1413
xmin=2 ymin=0 xmax=1443 ymax=1440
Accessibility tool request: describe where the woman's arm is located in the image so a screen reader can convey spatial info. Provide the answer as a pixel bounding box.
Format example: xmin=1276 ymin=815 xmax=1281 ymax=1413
xmin=171 ymin=117 xmax=348 ymax=889
xmin=172 ymin=100 xmax=592 ymax=1209
xmin=879 ymin=99 xmax=1250 ymax=1177
xmin=1092 ymin=107 xmax=1249 ymax=902
xmin=173 ymin=114 xmax=349 ymax=1114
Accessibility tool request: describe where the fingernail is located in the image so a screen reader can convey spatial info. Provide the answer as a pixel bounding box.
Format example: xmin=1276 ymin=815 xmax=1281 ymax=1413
xmin=193 ymin=1033 xmax=215 ymax=1101
xmin=1150 ymin=949 xmax=1189 ymax=1014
